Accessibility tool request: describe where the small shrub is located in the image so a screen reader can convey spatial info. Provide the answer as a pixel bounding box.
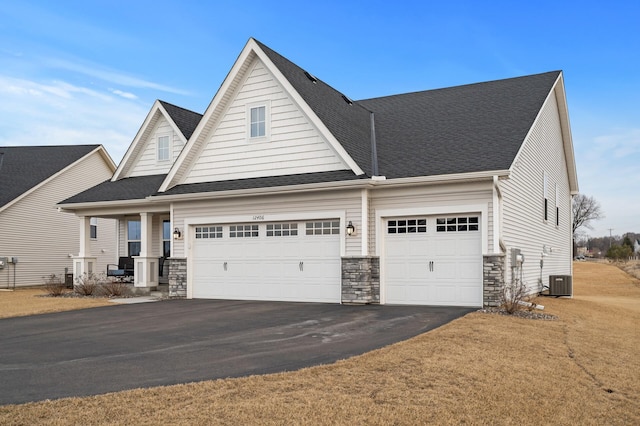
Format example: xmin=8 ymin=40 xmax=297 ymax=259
xmin=42 ymin=274 xmax=67 ymax=297
xmin=75 ymin=272 xmax=104 ymax=296
xmin=500 ymin=278 xmax=527 ymax=314
xmin=101 ymin=279 xmax=131 ymax=297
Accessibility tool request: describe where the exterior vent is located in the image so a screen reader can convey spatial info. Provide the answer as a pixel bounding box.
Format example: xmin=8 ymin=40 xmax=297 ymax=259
xmin=549 ymin=275 xmax=572 ymax=296
xmin=303 ymin=71 xmax=317 ymax=83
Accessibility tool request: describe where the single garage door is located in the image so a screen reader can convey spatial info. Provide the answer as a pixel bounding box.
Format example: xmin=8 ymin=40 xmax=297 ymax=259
xmin=384 ymin=215 xmax=482 ymax=306
xmin=192 ymin=220 xmax=341 ymax=303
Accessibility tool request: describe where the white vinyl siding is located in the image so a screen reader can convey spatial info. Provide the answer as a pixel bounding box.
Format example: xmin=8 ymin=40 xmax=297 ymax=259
xmin=501 ymin=90 xmax=573 ymax=294
xmin=0 ymin=151 xmax=116 ymax=287
xmin=171 ymin=189 xmax=362 ymax=258
xmin=129 ymin=116 xmax=184 ymax=177
xmin=184 ymin=58 xmax=348 ymax=184
xmin=370 ymin=181 xmax=494 ymax=255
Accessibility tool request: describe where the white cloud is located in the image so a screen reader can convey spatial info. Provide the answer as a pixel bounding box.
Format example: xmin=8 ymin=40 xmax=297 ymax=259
xmin=0 ymin=74 xmax=147 ymax=163
xmin=110 ymin=89 xmax=138 ymax=100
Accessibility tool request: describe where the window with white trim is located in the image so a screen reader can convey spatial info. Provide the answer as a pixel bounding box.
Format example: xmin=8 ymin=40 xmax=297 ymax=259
xmin=267 ymin=223 xmax=298 ymax=237
xmin=157 ymin=135 xmax=170 ymax=161
xmin=306 ymin=221 xmax=340 ymax=235
xmin=250 ymin=106 xmax=266 ymax=138
xmin=387 ymin=218 xmax=427 ymax=234
xmin=195 ymin=226 xmax=223 ymax=239
xmin=162 ymin=220 xmax=171 ymax=257
xmin=436 ymin=217 xmax=479 ymax=232
xmin=555 ymin=183 xmax=560 ymax=227
xmin=543 ymin=172 xmax=549 ymax=222
xmin=230 ymin=224 xmax=259 ymax=238
xmin=127 ymin=220 xmax=141 ymax=256
xmin=90 ymin=217 xmax=98 ymax=239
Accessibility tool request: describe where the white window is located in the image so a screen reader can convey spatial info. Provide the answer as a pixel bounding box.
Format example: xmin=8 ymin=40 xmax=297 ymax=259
xmin=266 ymin=223 xmax=298 ymax=237
xmin=157 ymin=135 xmax=170 ymax=161
xmin=195 ymin=226 xmax=223 ymax=239
xmin=306 ymin=221 xmax=340 ymax=235
xmin=543 ymin=172 xmax=549 ymax=222
xmin=90 ymin=217 xmax=98 ymax=239
xmin=387 ymin=218 xmax=427 ymax=234
xmin=250 ymin=106 xmax=266 ymax=138
xmin=127 ymin=220 xmax=141 ymax=256
xmin=436 ymin=217 xmax=479 ymax=232
xmin=555 ymin=183 xmax=560 ymax=227
xmin=230 ymin=224 xmax=259 ymax=238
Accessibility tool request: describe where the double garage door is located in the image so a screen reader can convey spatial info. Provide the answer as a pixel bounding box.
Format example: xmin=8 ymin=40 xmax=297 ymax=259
xmin=192 ymin=220 xmax=341 ymax=303
xmin=384 ymin=215 xmax=483 ymax=307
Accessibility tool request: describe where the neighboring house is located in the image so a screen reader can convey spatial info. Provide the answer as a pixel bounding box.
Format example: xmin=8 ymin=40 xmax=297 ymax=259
xmin=0 ymin=145 xmax=116 ymax=287
xmin=59 ymin=38 xmax=578 ymax=307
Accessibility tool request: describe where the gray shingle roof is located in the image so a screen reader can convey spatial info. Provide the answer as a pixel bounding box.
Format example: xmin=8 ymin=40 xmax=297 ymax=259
xmin=59 ymin=41 xmax=562 ymax=205
xmin=60 ymin=174 xmax=167 ymax=204
xmin=255 ymin=40 xmax=374 ymax=176
xmin=158 ymin=100 xmax=202 ymax=140
xmin=0 ymin=145 xmax=99 ymax=208
xmin=358 ymin=71 xmax=560 ymax=178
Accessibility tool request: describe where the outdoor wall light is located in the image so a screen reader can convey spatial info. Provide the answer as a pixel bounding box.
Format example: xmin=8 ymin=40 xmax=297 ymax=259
xmin=173 ymin=227 xmax=182 ymax=240
xmin=346 ymin=221 xmax=356 ymax=236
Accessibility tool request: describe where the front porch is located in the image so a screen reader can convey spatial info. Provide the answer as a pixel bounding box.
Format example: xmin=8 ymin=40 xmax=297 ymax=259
xmin=73 ymin=210 xmax=177 ymax=291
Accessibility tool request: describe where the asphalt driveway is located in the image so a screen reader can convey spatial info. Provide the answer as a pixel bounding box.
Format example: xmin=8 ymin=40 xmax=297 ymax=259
xmin=0 ymin=300 xmax=474 ymax=405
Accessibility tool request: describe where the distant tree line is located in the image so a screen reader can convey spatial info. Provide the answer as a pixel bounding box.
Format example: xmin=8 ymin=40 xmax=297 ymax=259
xmin=575 ymin=233 xmax=638 ymax=259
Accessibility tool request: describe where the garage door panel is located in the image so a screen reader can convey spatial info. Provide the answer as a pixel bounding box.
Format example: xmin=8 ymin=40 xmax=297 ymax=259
xmin=384 ymin=215 xmax=482 ymax=307
xmin=192 ymin=221 xmax=340 ymax=302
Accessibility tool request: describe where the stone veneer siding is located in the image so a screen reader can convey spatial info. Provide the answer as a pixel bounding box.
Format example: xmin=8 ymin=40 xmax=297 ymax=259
xmin=341 ymin=257 xmax=380 ymax=304
xmin=483 ymin=254 xmax=506 ymax=307
xmin=168 ymin=257 xmax=187 ymax=298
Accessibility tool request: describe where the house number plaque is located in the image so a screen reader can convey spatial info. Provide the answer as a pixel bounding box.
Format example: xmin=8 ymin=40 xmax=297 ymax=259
xmin=252 ymin=215 xmax=265 ymax=221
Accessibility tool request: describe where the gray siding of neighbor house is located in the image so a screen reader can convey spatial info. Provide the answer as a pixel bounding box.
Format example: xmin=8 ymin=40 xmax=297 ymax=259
xmin=501 ymin=88 xmax=573 ymax=294
xmin=0 ymin=151 xmax=116 ymax=287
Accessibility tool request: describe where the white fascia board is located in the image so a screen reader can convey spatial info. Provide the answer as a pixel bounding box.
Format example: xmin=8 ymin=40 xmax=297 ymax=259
xmin=509 ymin=73 xmax=579 ymax=194
xmin=58 ymin=198 xmax=169 ymax=215
xmin=157 ymin=103 xmax=189 ymax=146
xmin=112 ymin=100 xmax=163 ymax=181
xmin=368 ymin=170 xmax=508 ymax=188
xmin=252 ymin=42 xmax=364 ymax=176
xmin=148 ymin=170 xmax=505 ymax=204
xmin=1 ymin=146 xmax=113 ymax=215
xmin=553 ymin=73 xmax=579 ymax=194
xmin=160 ymin=41 xmax=258 ymax=193
xmin=150 ymin=178 xmax=370 ymax=203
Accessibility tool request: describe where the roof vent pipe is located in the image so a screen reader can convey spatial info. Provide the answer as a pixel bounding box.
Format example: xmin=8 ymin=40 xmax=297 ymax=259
xmin=370 ymin=112 xmax=379 ymax=176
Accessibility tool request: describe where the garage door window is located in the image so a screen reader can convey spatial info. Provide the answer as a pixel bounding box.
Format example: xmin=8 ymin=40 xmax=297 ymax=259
xmin=436 ymin=217 xmax=479 ymax=232
xmin=266 ymin=223 xmax=298 ymax=237
xmin=230 ymin=224 xmax=259 ymax=238
xmin=387 ymin=218 xmax=427 ymax=234
xmin=306 ymin=221 xmax=340 ymax=235
xmin=195 ymin=226 xmax=223 ymax=239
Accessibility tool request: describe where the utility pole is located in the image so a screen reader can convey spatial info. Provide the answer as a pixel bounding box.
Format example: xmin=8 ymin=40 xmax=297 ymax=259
xmin=608 ymin=228 xmax=614 ymax=248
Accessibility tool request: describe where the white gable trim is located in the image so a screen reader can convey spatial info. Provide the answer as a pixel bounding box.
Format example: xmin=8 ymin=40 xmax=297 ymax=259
xmin=159 ymin=38 xmax=363 ymax=193
xmin=1 ymin=146 xmax=115 ymax=214
xmin=509 ymin=72 xmax=578 ymax=194
xmin=112 ymin=100 xmax=189 ymax=181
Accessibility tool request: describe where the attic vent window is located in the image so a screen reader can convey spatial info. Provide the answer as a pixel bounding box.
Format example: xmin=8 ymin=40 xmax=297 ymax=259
xmin=304 ymin=71 xmax=317 ymax=83
xmin=341 ymin=94 xmax=353 ymax=105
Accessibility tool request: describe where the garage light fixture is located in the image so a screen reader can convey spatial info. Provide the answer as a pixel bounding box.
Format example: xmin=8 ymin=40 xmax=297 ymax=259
xmin=173 ymin=227 xmax=182 ymax=240
xmin=346 ymin=221 xmax=356 ymax=236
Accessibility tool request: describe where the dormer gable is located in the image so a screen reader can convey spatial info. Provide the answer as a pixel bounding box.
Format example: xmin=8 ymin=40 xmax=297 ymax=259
xmin=112 ymin=100 xmax=202 ymax=181
xmin=159 ymin=38 xmax=366 ymax=192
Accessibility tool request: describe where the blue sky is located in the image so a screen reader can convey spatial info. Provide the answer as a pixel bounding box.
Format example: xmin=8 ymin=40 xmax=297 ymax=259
xmin=0 ymin=0 xmax=638 ymax=237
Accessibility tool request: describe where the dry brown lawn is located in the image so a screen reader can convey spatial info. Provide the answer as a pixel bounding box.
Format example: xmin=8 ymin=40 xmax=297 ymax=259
xmin=1 ymin=262 xmax=639 ymax=425
xmin=0 ymin=288 xmax=112 ymax=319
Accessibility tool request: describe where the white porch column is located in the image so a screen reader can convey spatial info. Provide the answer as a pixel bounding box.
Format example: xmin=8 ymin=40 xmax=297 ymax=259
xmin=73 ymin=216 xmax=96 ymax=281
xmin=133 ymin=213 xmax=159 ymax=290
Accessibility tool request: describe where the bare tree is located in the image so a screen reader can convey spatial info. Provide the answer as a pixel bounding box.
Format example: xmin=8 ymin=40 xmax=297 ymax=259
xmin=572 ymin=194 xmax=604 ymax=236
